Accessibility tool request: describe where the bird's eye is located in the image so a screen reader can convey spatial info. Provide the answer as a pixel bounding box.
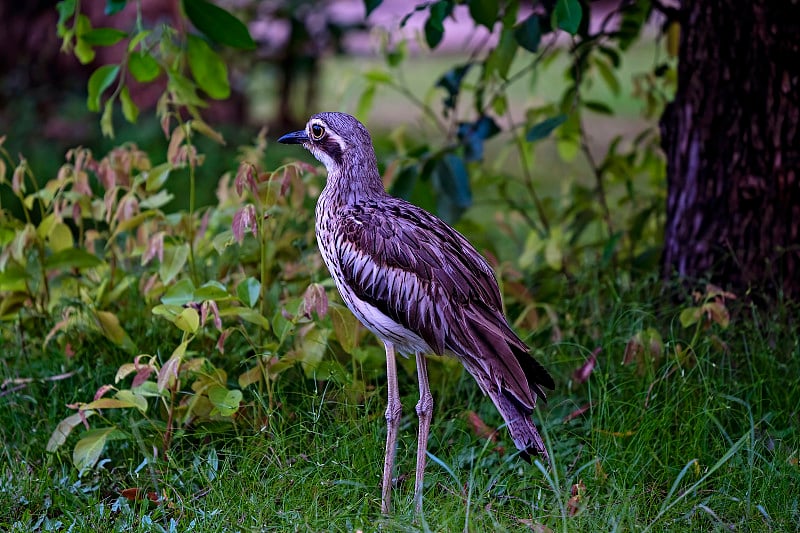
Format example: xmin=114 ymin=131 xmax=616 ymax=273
xmin=310 ymin=124 xmax=325 ymax=140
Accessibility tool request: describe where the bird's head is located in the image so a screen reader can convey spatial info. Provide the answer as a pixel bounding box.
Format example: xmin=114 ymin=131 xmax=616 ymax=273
xmin=278 ymin=112 xmax=375 ymax=175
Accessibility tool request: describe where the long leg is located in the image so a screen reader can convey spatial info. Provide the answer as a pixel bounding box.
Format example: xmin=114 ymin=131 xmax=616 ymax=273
xmin=381 ymin=342 xmax=402 ymax=514
xmin=413 ymin=352 xmax=433 ymax=514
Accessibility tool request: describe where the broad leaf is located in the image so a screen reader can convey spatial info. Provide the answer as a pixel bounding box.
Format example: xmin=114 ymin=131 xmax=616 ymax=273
xmin=208 ymin=386 xmax=242 ymax=416
xmin=194 ymin=280 xmax=229 ymax=301
xmin=187 ymin=34 xmax=230 ymax=99
xmin=105 ymin=0 xmax=127 ymax=15
xmin=486 ymin=29 xmax=517 ymax=80
xmin=468 ymin=0 xmax=498 ymax=29
xmin=183 ymin=0 xmax=256 ymax=50
xmin=82 ymin=28 xmax=127 ymax=46
xmin=87 ymin=64 xmax=120 ymax=112
xmin=174 ymin=307 xmax=200 ymax=333
xmin=161 ymin=278 xmax=196 ymax=306
xmin=554 ymin=0 xmax=582 ymax=35
xmin=526 ymin=114 xmax=568 ymax=142
xmin=236 ymin=277 xmax=260 ymax=308
xmin=514 ymin=14 xmax=541 ymax=53
xmin=424 ymin=1 xmax=451 ymax=49
xmin=128 ymin=51 xmax=160 ymax=82
xmin=119 ymin=86 xmax=139 ymax=123
xmin=74 ymin=427 xmax=116 ymax=474
xmin=44 ymin=248 xmax=103 ymax=270
xmin=159 ymin=243 xmax=190 ymax=284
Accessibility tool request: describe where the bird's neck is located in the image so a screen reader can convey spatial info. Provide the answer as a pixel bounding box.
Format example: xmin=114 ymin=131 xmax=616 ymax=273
xmin=321 ymin=159 xmax=386 ymax=205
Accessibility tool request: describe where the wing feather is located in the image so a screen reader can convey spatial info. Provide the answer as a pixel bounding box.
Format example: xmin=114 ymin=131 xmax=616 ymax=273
xmin=333 ymin=197 xmax=551 ymax=410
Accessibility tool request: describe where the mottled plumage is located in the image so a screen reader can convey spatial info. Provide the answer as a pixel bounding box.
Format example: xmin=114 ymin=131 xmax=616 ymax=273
xmin=278 ymin=112 xmax=554 ymax=514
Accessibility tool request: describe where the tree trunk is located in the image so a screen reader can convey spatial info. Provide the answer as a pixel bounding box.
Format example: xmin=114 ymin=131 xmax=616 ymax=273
xmin=660 ymin=0 xmax=800 ymax=302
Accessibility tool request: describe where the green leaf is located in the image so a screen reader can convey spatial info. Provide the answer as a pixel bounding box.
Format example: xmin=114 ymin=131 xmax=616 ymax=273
xmin=424 ymin=1 xmax=450 ymax=50
xmin=82 ymin=28 xmax=127 ymax=46
xmin=236 ymin=277 xmax=260 ymax=308
xmin=299 ymin=327 xmax=330 ymax=377
xmin=152 ymin=304 xmax=184 ymax=323
xmin=159 ymin=243 xmax=190 ymax=284
xmin=127 ymin=30 xmax=151 ymax=52
xmin=486 ymin=29 xmax=517 ymax=80
xmin=554 ymin=0 xmax=582 ymax=35
xmin=594 ymin=56 xmax=620 ymax=95
xmin=74 ymin=427 xmax=115 ymax=474
xmin=95 ymin=310 xmax=129 ymax=345
xmin=364 ymin=0 xmax=382 ymax=17
xmin=544 ymin=227 xmax=564 ymax=271
xmin=584 ymin=100 xmax=614 ymax=115
xmin=44 ymin=248 xmax=103 ymax=270
xmin=219 ymin=306 xmax=270 ymax=331
xmin=145 ymin=163 xmax=171 ymax=191
xmin=114 ymin=389 xmax=148 ymax=413
xmin=128 ymin=51 xmax=161 ymax=82
xmin=364 ymin=69 xmax=392 ymax=84
xmin=174 ymin=307 xmax=200 ymax=333
xmin=57 ymin=0 xmax=77 ymax=30
xmin=514 ymin=14 xmax=541 ymax=53
xmin=194 ymin=280 xmax=229 ymax=301
xmin=105 ymin=0 xmax=127 ymax=15
xmin=183 ymin=0 xmax=256 ymax=50
xmin=556 ymin=137 xmax=579 ymax=161
xmin=208 ymin=386 xmax=242 ymax=416
xmin=355 ymin=84 xmax=376 ymax=123
xmin=0 ymin=266 xmax=29 ymax=292
xmin=161 ymin=278 xmax=196 ymax=306
xmin=100 ymin=99 xmax=115 ymax=138
xmin=87 ymin=64 xmax=120 ymax=112
xmin=119 ymin=86 xmax=139 ymax=123
xmin=74 ymin=38 xmax=96 ymax=64
xmin=617 ymin=1 xmax=651 ymax=50
xmin=187 ymin=34 xmax=230 ymax=99
xmin=468 ymin=0 xmax=497 ymax=30
xmin=526 ymin=114 xmax=568 ymax=142
xmin=138 ymin=189 xmax=174 ymax=209
xmin=48 ymin=222 xmax=74 ymax=253
xmin=679 ymin=307 xmax=701 ymax=328
xmin=330 ymin=303 xmax=360 ymax=354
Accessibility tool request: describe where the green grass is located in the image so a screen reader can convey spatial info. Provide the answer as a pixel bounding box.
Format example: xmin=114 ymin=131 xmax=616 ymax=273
xmin=2 ymin=277 xmax=799 ymax=532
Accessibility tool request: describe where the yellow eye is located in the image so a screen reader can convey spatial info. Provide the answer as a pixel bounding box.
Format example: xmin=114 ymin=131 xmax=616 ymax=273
xmin=310 ymin=123 xmax=325 ymax=140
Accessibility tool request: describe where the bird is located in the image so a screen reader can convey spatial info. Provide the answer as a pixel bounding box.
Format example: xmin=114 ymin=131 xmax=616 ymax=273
xmin=278 ymin=112 xmax=554 ymax=514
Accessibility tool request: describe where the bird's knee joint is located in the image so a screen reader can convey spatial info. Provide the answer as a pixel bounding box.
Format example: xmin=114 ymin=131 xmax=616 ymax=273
xmin=385 ymin=402 xmax=402 ymax=423
xmin=415 ymin=392 xmax=433 ymax=418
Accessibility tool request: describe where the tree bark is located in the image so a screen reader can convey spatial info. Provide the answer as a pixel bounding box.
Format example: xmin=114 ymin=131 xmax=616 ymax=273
xmin=660 ymin=0 xmax=800 ymax=301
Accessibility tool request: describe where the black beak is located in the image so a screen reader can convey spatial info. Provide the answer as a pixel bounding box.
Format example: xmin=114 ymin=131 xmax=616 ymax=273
xmin=277 ymin=130 xmax=309 ymax=144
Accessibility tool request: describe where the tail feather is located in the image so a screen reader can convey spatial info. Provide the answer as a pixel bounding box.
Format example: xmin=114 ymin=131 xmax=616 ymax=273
xmin=449 ymin=305 xmax=553 ymax=461
xmin=492 ymin=388 xmax=548 ymax=462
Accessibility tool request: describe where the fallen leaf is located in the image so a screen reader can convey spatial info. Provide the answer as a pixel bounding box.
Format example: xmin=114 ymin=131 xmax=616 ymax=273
xmin=572 ymin=347 xmax=600 ymax=384
xmin=465 ymin=410 xmax=498 ymax=442
xmin=563 ymin=402 xmax=593 ymax=424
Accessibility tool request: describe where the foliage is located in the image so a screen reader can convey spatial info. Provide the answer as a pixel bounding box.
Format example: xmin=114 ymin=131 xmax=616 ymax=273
xmin=1 ymin=0 xmax=384 ymax=476
xmin=56 ymin=0 xmax=254 ymax=138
